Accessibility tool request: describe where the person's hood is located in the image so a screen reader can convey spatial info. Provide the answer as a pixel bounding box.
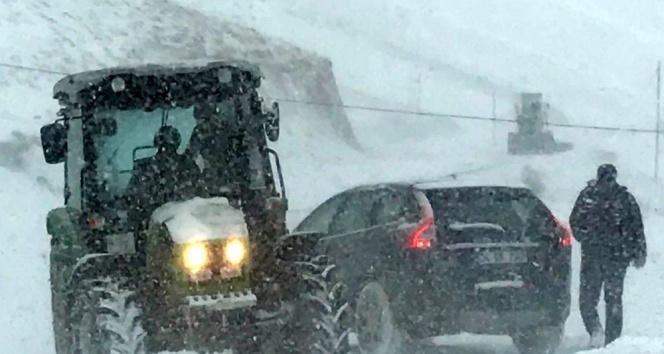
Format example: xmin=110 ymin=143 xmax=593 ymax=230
xmin=587 ymin=178 xmax=627 ymax=193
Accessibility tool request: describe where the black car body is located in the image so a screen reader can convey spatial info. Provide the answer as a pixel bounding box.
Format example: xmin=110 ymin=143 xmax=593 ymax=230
xmin=293 ymin=182 xmax=572 ymax=353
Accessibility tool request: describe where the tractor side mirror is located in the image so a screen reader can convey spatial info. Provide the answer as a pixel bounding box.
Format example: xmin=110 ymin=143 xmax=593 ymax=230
xmin=264 ymin=101 xmax=280 ymax=142
xmin=40 ymin=122 xmax=67 ymax=164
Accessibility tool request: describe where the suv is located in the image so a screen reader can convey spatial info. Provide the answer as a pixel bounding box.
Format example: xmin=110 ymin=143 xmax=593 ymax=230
xmin=40 ymin=61 xmax=333 ymax=354
xmin=294 ymin=182 xmax=573 ymax=354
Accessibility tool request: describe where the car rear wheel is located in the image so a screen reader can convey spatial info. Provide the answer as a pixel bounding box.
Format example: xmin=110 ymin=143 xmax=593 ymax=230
xmin=353 ymin=281 xmax=404 ymax=354
xmin=510 ymin=324 xmax=563 ymax=354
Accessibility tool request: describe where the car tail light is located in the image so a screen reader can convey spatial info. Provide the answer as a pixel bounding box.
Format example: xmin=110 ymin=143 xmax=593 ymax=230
xmin=405 ymin=190 xmax=437 ymax=250
xmin=405 ymin=217 xmax=434 ymax=249
xmin=552 ymin=214 xmax=573 ymax=246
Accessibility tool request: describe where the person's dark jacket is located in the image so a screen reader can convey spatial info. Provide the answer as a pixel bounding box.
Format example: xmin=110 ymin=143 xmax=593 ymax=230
xmin=186 ymin=120 xmax=235 ymax=167
xmin=569 ymin=179 xmax=646 ymax=265
xmin=126 ymin=150 xmax=201 ymax=223
xmin=186 ymin=120 xmax=248 ymax=193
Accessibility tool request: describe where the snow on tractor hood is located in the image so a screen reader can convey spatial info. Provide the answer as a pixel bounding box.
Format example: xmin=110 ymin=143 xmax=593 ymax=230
xmin=151 ymin=197 xmax=248 ymax=244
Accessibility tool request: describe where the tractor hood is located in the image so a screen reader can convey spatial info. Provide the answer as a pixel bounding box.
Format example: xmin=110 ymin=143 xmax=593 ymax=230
xmin=152 ymin=197 xmax=248 ymax=244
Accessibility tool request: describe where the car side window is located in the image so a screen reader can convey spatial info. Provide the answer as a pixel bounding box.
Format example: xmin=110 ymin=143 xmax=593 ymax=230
xmin=294 ymin=193 xmax=348 ymax=235
xmin=369 ymin=189 xmax=417 ymax=227
xmin=328 ymin=191 xmax=375 ymax=236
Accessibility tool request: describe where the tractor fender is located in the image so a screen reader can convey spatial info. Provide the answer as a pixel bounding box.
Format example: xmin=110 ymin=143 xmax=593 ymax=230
xmin=68 ymin=253 xmax=142 ymax=287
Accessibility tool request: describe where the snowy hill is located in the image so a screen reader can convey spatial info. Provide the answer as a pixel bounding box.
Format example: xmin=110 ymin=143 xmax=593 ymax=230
xmin=0 ymin=0 xmax=357 ymax=155
xmin=2 ymin=0 xmax=664 ymax=354
xmin=187 ymin=0 xmax=664 ymax=129
xmin=181 ymin=0 xmax=664 ymax=173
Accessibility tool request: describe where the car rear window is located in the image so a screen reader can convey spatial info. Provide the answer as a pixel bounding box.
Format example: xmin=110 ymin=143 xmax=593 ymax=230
xmin=423 ymin=187 xmax=550 ymax=236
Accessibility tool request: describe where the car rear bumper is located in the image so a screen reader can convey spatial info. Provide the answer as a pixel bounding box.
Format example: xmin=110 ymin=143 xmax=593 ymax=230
xmin=455 ymin=309 xmax=554 ymax=334
xmin=390 ymin=253 xmax=571 ymax=338
xmin=397 ymin=288 xmax=569 ymax=338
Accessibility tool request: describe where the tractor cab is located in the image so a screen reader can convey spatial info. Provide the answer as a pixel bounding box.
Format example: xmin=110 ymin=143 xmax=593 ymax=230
xmin=40 ymin=61 xmax=285 ymax=238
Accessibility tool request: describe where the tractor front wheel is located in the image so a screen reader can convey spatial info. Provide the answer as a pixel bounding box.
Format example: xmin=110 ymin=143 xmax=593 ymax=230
xmin=69 ymin=276 xmax=147 ymax=354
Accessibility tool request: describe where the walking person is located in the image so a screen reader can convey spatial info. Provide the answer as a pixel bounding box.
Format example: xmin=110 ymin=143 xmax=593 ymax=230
xmin=569 ymin=164 xmax=647 ymax=348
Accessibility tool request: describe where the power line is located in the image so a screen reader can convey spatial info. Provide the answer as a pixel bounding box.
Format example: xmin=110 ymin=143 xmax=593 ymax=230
xmin=0 ymin=60 xmax=660 ymax=134
xmin=273 ymin=97 xmax=659 ymax=133
xmin=545 ymin=121 xmax=657 ymax=133
xmin=0 ymin=62 xmax=69 ymax=76
xmin=270 ymin=97 xmax=515 ymax=123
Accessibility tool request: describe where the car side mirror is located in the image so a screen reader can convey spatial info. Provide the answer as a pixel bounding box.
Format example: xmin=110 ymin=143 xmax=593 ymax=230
xmin=40 ymin=122 xmax=67 ymax=164
xmin=264 ymin=101 xmax=280 ymax=142
xmin=276 ymin=231 xmax=323 ymax=262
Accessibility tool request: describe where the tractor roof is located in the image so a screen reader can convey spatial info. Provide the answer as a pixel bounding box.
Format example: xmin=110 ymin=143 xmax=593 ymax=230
xmin=53 ymin=60 xmax=263 ymax=99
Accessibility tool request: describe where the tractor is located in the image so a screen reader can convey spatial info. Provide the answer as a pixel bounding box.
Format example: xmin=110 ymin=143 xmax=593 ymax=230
xmin=40 ymin=61 xmax=342 ymax=354
xmin=507 ymin=93 xmax=557 ymax=154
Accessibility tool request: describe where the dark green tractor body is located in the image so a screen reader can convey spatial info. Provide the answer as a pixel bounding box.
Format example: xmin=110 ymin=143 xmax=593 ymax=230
xmin=39 ymin=61 xmax=334 ymax=353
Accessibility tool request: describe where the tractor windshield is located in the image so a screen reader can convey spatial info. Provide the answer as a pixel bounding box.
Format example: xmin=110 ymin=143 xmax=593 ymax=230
xmin=94 ymin=108 xmax=197 ymax=197
xmin=90 ymin=98 xmax=250 ymax=203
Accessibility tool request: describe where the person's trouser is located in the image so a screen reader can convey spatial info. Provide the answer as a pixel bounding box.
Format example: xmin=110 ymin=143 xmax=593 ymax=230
xmin=579 ymin=254 xmax=628 ymax=346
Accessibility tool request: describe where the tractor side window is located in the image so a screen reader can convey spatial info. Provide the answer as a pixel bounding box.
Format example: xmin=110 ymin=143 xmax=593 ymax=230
xmin=294 ymin=193 xmax=348 ymax=235
xmin=66 ymin=118 xmax=84 ymax=209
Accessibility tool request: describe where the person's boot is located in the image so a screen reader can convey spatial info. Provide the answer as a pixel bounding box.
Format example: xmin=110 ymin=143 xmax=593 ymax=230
xmin=588 ymin=326 xmax=605 ymax=348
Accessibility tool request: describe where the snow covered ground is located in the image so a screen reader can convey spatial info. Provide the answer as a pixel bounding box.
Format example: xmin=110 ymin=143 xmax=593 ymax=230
xmin=579 ymin=337 xmax=664 ymax=354
xmin=1 ymin=0 xmax=664 ymax=353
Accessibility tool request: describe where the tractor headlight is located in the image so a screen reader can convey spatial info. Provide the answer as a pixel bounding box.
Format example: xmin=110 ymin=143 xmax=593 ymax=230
xmin=224 ymin=238 xmax=247 ymax=266
xmin=182 ymin=243 xmax=209 ymax=273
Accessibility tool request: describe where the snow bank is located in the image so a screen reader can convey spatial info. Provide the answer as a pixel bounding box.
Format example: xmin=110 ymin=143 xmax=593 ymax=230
xmin=0 ymin=168 xmax=58 ymax=353
xmin=577 ymin=337 xmax=664 ymax=354
xmin=152 ymin=197 xmax=248 ymax=244
xmin=0 ymin=0 xmax=356 ymax=149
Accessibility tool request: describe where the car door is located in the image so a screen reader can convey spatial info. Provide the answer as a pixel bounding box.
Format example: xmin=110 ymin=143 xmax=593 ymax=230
xmin=321 ymin=188 xmax=419 ymax=285
xmin=363 ymin=188 xmax=420 ymax=272
xmin=318 ymin=190 xmax=376 ymax=284
xmin=294 ymin=192 xmax=350 ymax=235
